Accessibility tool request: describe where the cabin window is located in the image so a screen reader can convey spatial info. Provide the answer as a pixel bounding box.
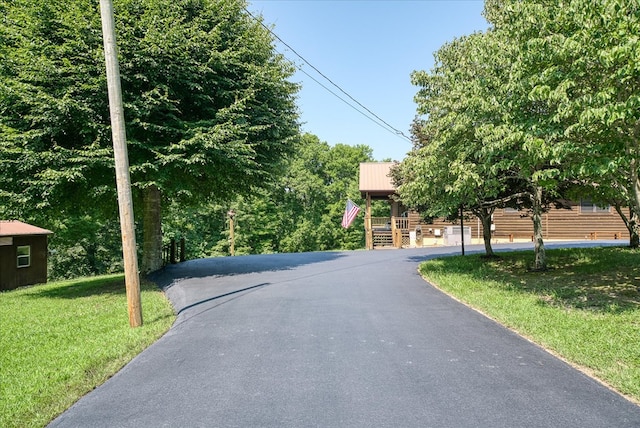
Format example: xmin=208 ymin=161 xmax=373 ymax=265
xmin=503 ymin=207 xmax=519 ymax=214
xmin=17 ymin=245 xmax=31 ymax=268
xmin=579 ymin=199 xmax=610 ymax=214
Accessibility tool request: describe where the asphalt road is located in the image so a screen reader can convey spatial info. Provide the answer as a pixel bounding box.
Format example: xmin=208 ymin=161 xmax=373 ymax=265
xmin=49 ymin=243 xmax=640 ymax=427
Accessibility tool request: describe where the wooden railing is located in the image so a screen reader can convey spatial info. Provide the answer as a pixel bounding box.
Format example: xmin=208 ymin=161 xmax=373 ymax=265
xmin=395 ymin=217 xmax=410 ymax=230
xmin=369 ymin=217 xmax=412 ymax=248
xmin=371 ymin=217 xmax=391 ymax=229
xmin=371 ymin=217 xmax=410 ymax=230
xmin=373 ymin=230 xmax=393 ymax=247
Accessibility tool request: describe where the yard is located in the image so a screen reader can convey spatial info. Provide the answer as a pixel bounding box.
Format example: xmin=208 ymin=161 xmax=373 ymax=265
xmin=0 ymin=275 xmax=175 ymax=428
xmin=419 ymin=246 xmax=640 ymax=403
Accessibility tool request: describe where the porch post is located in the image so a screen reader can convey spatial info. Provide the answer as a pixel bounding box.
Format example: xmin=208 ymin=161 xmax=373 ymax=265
xmin=391 ymin=215 xmax=400 ymax=248
xmin=365 ymin=192 xmax=373 ymax=250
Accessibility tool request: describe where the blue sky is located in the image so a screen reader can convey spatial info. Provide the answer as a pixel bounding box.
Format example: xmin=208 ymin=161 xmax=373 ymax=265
xmin=248 ymin=0 xmax=489 ymax=161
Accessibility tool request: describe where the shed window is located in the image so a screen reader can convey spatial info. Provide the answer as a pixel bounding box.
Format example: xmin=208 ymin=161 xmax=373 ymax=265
xmin=17 ymin=245 xmax=31 ymax=268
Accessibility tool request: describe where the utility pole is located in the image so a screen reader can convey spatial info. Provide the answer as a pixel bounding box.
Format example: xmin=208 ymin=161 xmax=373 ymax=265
xmin=100 ymin=0 xmax=142 ymax=327
xmin=228 ymin=210 xmax=235 ymax=256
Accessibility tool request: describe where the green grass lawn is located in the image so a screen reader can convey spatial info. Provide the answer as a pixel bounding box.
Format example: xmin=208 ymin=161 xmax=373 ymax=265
xmin=0 ymin=274 xmax=175 ymax=428
xmin=419 ymin=246 xmax=640 ymax=403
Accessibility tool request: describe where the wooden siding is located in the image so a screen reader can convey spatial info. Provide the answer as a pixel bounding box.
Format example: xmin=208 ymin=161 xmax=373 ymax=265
xmin=492 ymin=205 xmax=629 ymax=241
xmin=370 ymin=206 xmax=630 ymax=247
xmin=0 ymin=235 xmax=49 ymax=291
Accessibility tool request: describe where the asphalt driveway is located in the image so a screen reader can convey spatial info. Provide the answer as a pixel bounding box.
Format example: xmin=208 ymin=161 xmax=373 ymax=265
xmin=49 ymin=243 xmax=640 ymax=427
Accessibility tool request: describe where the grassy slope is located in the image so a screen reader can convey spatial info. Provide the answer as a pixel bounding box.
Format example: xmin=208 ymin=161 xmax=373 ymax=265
xmin=0 ymin=275 xmax=175 ymax=428
xmin=419 ymin=246 xmax=640 ymax=403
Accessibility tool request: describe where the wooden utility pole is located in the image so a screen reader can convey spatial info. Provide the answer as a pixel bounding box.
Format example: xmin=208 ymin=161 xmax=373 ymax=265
xmin=228 ymin=210 xmax=235 ymax=256
xmin=100 ymin=0 xmax=142 ymax=327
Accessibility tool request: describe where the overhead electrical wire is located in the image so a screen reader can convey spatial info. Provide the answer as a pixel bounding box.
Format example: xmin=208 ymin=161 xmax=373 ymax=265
xmin=244 ymin=7 xmax=412 ymax=143
xmin=295 ymin=63 xmax=409 ymax=138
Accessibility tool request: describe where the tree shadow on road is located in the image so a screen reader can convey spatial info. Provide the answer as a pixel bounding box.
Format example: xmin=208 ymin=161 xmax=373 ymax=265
xmin=149 ymin=251 xmax=346 ymax=290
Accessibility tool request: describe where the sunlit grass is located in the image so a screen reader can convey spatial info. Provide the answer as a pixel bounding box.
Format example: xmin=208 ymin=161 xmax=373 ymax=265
xmin=420 ymin=246 xmax=640 ymax=403
xmin=0 ymin=274 xmax=175 ymax=428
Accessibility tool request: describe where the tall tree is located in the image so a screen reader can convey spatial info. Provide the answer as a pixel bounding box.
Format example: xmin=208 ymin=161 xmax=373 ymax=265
xmin=396 ymin=31 xmax=525 ymax=257
xmin=0 ymin=0 xmax=299 ymax=272
xmin=551 ymin=0 xmax=640 ymax=247
xmin=400 ymin=2 xmax=587 ymax=268
xmin=485 ymin=0 xmax=640 ymax=250
xmin=481 ymin=0 xmax=578 ymax=269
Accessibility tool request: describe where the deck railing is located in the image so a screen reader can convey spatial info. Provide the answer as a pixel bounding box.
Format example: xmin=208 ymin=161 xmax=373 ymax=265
xmin=369 ymin=217 xmax=412 ymax=248
xmin=371 ymin=217 xmax=410 ymax=230
xmin=395 ymin=217 xmax=410 ymax=230
xmin=371 ymin=217 xmax=391 ymax=229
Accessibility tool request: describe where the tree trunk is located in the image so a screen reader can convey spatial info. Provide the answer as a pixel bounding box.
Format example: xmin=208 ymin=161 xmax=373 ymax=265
xmin=614 ymin=204 xmax=640 ymax=248
xmin=629 ymin=214 xmax=640 ymax=248
xmin=630 ymin=159 xmax=640 ymax=248
xmin=141 ymin=184 xmax=163 ymax=274
xmin=532 ymin=185 xmax=546 ymax=270
xmin=480 ymin=207 xmax=495 ymax=257
xmin=459 ymin=205 xmax=465 ymax=256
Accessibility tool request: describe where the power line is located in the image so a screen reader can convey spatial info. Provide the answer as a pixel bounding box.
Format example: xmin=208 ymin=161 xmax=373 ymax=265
xmin=244 ymin=7 xmax=412 ymax=143
xmin=294 ymin=58 xmax=411 ymax=138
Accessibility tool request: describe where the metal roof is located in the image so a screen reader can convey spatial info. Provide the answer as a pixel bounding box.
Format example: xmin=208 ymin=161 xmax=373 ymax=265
xmin=0 ymin=221 xmax=53 ymax=237
xmin=359 ymin=162 xmax=397 ymax=197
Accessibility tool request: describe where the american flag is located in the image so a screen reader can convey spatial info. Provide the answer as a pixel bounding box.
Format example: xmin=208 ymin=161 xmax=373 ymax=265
xmin=341 ymin=199 xmax=360 ymax=228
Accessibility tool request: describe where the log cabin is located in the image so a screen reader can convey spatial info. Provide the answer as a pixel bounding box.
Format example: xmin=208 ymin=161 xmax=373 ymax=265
xmin=359 ymin=162 xmax=629 ymax=249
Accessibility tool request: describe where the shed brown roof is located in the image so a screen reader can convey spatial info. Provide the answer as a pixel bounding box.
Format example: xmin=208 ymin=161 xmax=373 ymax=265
xmin=0 ymin=221 xmax=53 ymax=237
xmin=359 ymin=162 xmax=397 ymax=197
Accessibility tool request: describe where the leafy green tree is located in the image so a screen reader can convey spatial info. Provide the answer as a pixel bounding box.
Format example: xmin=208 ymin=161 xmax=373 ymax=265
xmin=549 ymin=0 xmax=640 ymax=247
xmin=221 ymin=189 xmax=283 ymax=255
xmin=47 ymin=216 xmax=124 ymax=279
xmin=481 ymin=1 xmax=579 ymax=269
xmin=164 ymin=134 xmax=375 ymax=258
xmin=162 ymin=199 xmax=229 ymax=259
xmin=0 ymin=0 xmax=299 ymax=273
xmin=396 ymin=31 xmax=529 ymax=257
xmin=278 ymin=134 xmax=373 ymax=252
xmin=0 ymin=1 xmax=112 ymax=219
xmin=485 ymin=0 xmax=640 ymax=251
xmin=236 ymin=134 xmax=374 ymax=254
xmin=402 ymin=2 xmax=597 ymax=268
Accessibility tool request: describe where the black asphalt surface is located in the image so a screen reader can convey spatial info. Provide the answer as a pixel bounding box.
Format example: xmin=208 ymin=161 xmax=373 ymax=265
xmin=49 ymin=243 xmax=640 ymax=427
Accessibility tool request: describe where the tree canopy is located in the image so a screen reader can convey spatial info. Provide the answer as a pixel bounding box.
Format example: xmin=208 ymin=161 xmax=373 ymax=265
xmin=397 ymin=0 xmax=640 ymax=269
xmin=393 ymin=32 xmax=517 ymax=257
xmin=0 ymin=0 xmax=300 ymax=272
xmin=218 ymin=134 xmax=374 ymax=255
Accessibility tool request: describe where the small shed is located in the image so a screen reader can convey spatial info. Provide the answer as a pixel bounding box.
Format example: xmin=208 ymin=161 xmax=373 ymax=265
xmin=0 ymin=220 xmax=53 ymax=291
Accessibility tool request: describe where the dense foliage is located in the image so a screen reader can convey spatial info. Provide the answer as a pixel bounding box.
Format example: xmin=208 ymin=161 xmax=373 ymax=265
xmin=164 ymin=134 xmax=378 ymax=259
xmin=0 ymin=0 xmax=300 ymax=273
xmin=2 ymin=130 xmax=376 ymax=279
xmin=0 ymin=0 xmax=386 ymax=279
xmin=396 ymin=0 xmax=640 ymax=269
